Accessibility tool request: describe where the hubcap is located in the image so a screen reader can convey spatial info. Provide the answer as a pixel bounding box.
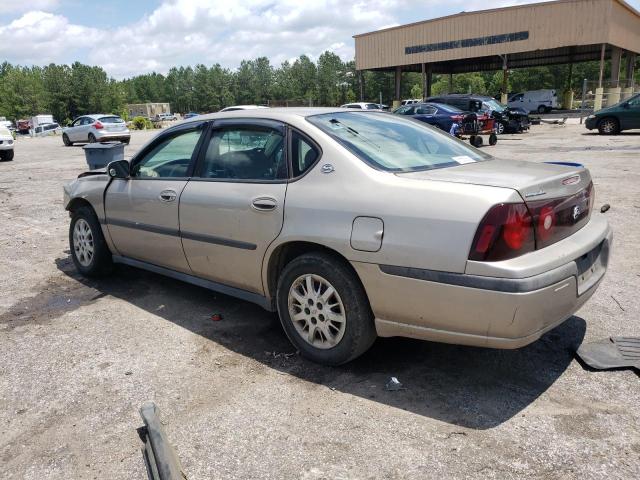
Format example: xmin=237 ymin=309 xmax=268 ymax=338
xmin=288 ymin=274 xmax=346 ymax=349
xmin=602 ymin=119 xmax=616 ymax=133
xmin=496 ymin=122 xmax=504 ymax=134
xmin=73 ymin=219 xmax=94 ymax=267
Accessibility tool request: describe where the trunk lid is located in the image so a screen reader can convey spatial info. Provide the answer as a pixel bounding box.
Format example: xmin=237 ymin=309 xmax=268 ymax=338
xmin=396 ymin=158 xmax=591 ymax=200
xmin=398 ymin=159 xmax=595 ymax=252
xmin=98 ymin=116 xmax=127 ymax=132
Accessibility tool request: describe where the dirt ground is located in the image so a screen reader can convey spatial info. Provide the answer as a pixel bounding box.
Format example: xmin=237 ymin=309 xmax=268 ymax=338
xmin=1 ymin=122 xmax=639 ymax=480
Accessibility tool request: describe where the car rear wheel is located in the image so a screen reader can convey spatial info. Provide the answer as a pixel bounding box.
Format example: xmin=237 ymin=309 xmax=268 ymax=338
xmin=0 ymin=150 xmax=14 ymax=161
xmin=276 ymin=252 xmax=376 ymax=365
xmin=598 ymin=117 xmax=619 ymax=135
xmin=88 ymin=133 xmax=97 ymax=143
xmin=537 ymin=105 xmax=546 ymax=114
xmin=69 ymin=206 xmax=112 ymax=277
xmin=62 ymin=133 xmax=73 ymax=146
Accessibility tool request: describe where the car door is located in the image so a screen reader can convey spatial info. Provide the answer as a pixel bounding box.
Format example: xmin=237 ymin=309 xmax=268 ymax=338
xmin=413 ymin=105 xmax=438 ymax=126
xmin=179 ymin=119 xmax=289 ymax=294
xmin=104 ymin=122 xmax=206 ymax=272
xmin=619 ymin=95 xmax=640 ymax=130
xmin=67 ymin=117 xmax=84 ymax=142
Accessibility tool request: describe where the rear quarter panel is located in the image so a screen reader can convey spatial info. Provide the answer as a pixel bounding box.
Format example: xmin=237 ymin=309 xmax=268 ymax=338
xmin=263 ymin=120 xmax=521 ymax=291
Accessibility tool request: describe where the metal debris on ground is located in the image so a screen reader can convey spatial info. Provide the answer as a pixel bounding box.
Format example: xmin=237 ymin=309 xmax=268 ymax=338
xmin=265 ymin=351 xmax=296 ymax=359
xmin=385 ymin=377 xmax=404 ymax=391
xmin=576 ymin=337 xmax=640 ymax=371
xmin=210 ymin=313 xmax=223 ymax=321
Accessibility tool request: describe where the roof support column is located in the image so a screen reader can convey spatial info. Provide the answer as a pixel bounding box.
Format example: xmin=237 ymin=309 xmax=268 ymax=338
xmin=394 ymin=66 xmax=402 ymax=105
xmin=422 ymin=63 xmax=432 ymax=99
xmin=610 ymin=46 xmax=622 ymax=86
xmin=598 ymin=43 xmax=606 ymax=88
xmin=358 ymin=71 xmax=365 ymax=102
xmin=625 ymin=52 xmax=636 ymax=85
xmin=501 ymin=55 xmax=509 ymax=105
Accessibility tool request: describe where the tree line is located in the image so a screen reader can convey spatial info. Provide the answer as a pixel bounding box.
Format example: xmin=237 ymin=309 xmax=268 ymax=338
xmin=0 ymin=51 xmax=631 ymax=125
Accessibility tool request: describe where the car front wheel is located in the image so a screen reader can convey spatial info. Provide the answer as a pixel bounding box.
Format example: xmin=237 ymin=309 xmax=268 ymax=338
xmin=69 ymin=206 xmax=113 ymax=276
xmin=0 ymin=150 xmax=14 ymax=161
xmin=598 ymin=117 xmax=619 ymax=135
xmin=495 ymin=121 xmax=505 ymax=135
xmin=276 ymin=252 xmax=376 ymax=365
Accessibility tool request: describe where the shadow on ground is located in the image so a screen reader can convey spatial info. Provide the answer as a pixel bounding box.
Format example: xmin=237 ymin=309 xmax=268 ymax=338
xmin=3 ymin=255 xmax=586 ymax=430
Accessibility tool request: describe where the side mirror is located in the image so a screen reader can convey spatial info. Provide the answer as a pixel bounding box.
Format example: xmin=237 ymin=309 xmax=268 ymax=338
xmin=108 ymin=159 xmax=130 ymax=179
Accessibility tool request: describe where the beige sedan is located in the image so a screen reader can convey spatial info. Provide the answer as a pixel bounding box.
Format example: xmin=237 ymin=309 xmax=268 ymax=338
xmin=63 ymin=108 xmax=611 ymax=365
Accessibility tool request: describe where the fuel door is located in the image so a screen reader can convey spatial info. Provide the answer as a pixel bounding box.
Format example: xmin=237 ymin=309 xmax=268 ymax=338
xmin=350 ymin=216 xmax=384 ymax=252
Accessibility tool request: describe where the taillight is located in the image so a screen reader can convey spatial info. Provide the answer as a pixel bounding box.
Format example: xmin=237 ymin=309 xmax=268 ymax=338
xmin=451 ymin=115 xmax=463 ymax=122
xmin=469 ymin=203 xmax=535 ymax=261
xmin=94 ymin=121 xmax=104 ymax=129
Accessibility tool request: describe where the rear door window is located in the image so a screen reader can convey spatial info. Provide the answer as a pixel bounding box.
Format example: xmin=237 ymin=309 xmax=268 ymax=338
xmin=199 ymin=125 xmax=286 ymax=181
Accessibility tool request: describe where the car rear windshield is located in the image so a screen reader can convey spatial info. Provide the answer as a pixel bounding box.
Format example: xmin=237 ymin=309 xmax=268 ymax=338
xmin=99 ymin=116 xmax=124 ymax=123
xmin=307 ymin=111 xmax=490 ymax=172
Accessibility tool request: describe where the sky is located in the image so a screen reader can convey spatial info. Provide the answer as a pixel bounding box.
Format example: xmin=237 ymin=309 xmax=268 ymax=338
xmin=1 ymin=0 xmax=638 ymax=79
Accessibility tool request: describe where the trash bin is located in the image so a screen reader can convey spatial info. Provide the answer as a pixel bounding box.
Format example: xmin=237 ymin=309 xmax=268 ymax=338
xmin=82 ymin=142 xmax=125 ymax=170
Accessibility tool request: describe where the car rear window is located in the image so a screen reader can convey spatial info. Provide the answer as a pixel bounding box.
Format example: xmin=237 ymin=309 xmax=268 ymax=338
xmin=307 ymin=111 xmax=490 ymax=172
xmin=99 ymin=116 xmax=124 ymax=123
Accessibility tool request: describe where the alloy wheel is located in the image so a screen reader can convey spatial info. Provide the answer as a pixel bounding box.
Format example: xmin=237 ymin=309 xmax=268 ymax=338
xmin=600 ymin=118 xmax=617 ymax=134
xmin=73 ymin=218 xmax=94 ymax=267
xmin=287 ymin=274 xmax=346 ymax=349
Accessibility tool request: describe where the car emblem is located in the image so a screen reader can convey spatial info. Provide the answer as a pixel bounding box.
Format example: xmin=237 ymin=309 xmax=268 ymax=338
xmin=321 ymin=164 xmax=334 ymax=174
xmin=572 ymin=205 xmax=581 ymax=220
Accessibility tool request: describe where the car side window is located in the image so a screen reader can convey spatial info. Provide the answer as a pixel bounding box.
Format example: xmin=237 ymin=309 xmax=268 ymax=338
xmin=199 ymin=126 xmax=285 ymax=181
xmin=131 ymin=129 xmax=202 ymax=178
xmin=82 ymin=118 xmax=93 ymax=126
xmin=416 ymin=106 xmax=436 ymax=115
xmin=627 ymin=97 xmax=640 ymax=108
xmin=72 ymin=118 xmax=83 ymax=127
xmin=291 ymin=131 xmax=319 ymax=177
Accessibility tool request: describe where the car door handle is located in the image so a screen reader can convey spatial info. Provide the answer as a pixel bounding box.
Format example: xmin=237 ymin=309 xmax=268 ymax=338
xmin=159 ymin=189 xmax=177 ymax=202
xmin=251 ymin=197 xmax=277 ymax=211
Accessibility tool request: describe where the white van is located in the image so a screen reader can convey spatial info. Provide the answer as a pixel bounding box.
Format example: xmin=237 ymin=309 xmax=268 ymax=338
xmin=508 ymin=90 xmax=558 ymax=113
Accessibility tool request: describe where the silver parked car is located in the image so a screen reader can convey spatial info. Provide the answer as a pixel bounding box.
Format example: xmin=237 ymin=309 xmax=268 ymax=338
xmin=63 ymin=114 xmax=130 ymax=146
xmin=63 ymin=108 xmax=611 ymax=365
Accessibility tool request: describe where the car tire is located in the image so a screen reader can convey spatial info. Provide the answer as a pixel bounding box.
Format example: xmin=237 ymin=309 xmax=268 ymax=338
xmin=123 ymin=138 xmax=130 ymax=145
xmin=495 ymin=122 xmax=505 ymax=135
xmin=69 ymin=206 xmax=113 ymax=277
xmin=537 ymin=105 xmax=546 ymax=114
xmin=276 ymin=252 xmax=376 ymax=366
xmin=597 ymin=117 xmax=619 ymax=135
xmin=88 ymin=133 xmax=97 ymax=143
xmin=0 ymin=150 xmax=14 ymax=161
xmin=62 ymin=133 xmax=73 ymax=146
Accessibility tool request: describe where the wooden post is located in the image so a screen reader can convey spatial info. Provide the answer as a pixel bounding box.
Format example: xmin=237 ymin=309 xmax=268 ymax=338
xmin=394 ymin=66 xmax=402 ymax=101
xmin=610 ymin=47 xmax=622 ymax=86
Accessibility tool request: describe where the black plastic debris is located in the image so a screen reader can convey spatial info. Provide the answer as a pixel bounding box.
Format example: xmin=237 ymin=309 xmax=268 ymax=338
xmin=137 ymin=402 xmax=187 ymax=480
xmin=576 ymin=337 xmax=640 ymax=371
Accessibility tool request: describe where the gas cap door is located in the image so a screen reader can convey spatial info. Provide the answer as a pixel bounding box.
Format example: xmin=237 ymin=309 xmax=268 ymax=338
xmin=350 ymin=216 xmax=384 ymax=252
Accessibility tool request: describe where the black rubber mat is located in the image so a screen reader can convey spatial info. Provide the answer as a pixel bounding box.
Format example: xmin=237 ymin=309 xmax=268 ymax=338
xmin=576 ymin=337 xmax=640 ymax=371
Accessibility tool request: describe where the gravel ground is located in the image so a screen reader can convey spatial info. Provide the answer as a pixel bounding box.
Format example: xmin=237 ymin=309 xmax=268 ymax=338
xmin=1 ymin=124 xmax=639 ymax=480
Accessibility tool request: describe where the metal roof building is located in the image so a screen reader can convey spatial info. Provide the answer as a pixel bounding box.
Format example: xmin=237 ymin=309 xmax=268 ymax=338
xmin=354 ymin=0 xmax=640 ymax=103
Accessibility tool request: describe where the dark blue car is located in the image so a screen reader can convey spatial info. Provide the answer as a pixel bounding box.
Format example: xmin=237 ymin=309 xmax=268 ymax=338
xmin=393 ymin=102 xmax=466 ymax=133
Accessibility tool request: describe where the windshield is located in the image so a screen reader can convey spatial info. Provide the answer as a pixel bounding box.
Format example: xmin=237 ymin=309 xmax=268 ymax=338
xmin=482 ymin=99 xmax=506 ymax=112
xmin=307 ymin=112 xmax=491 ymax=172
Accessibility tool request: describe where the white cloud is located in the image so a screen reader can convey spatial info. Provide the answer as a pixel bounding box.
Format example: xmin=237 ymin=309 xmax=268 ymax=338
xmin=0 ymin=11 xmax=101 ymax=65
xmin=0 ymin=0 xmax=59 ymax=15
xmin=0 ymin=0 xmax=595 ymax=78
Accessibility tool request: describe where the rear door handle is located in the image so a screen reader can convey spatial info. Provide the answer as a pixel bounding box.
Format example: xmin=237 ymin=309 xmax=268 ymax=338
xmin=159 ymin=189 xmax=177 ymax=202
xmin=251 ymin=197 xmax=277 ymax=211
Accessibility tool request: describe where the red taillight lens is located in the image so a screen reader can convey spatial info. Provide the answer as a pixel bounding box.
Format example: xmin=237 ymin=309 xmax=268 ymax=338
xmin=469 ymin=203 xmax=535 ymax=261
xmin=94 ymin=121 xmax=104 ymax=129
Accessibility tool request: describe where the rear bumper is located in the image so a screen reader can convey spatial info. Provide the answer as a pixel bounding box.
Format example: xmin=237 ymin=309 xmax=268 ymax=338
xmin=352 ymin=218 xmax=612 ymax=349
xmin=95 ymin=131 xmax=130 ymax=141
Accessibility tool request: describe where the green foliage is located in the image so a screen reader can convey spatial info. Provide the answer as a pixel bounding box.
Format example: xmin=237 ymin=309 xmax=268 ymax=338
xmin=0 ymin=55 xmax=636 ymax=123
xmin=131 ymin=116 xmax=152 ymax=130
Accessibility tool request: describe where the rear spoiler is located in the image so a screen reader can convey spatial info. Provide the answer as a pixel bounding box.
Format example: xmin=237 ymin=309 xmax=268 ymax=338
xmin=137 ymin=402 xmax=188 ymax=480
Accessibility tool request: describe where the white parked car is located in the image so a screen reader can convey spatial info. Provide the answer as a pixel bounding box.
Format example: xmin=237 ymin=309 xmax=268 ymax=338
xmin=340 ymin=102 xmax=383 ymax=110
xmin=401 ymin=99 xmax=422 ymax=106
xmin=0 ymin=125 xmax=14 ymax=161
xmin=154 ymin=113 xmax=177 ymax=121
xmin=508 ymin=90 xmax=558 ymax=114
xmin=34 ymin=123 xmax=63 ymax=137
xmin=219 ymin=105 xmax=269 ymax=112
xmin=63 ymin=114 xmax=130 ymax=145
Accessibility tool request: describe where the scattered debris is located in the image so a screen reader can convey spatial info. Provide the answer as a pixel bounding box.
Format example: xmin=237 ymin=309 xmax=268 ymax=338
xmin=600 ymin=204 xmax=611 ymax=213
xmin=124 ymin=371 xmax=133 ymax=376
xmin=385 ymin=376 xmax=404 ymax=391
xmin=576 ymin=337 xmax=639 ymax=371
xmin=264 ymin=351 xmax=296 ymax=359
xmin=611 ymin=295 xmax=625 ymax=311
xmin=211 ymin=313 xmax=223 ymax=321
